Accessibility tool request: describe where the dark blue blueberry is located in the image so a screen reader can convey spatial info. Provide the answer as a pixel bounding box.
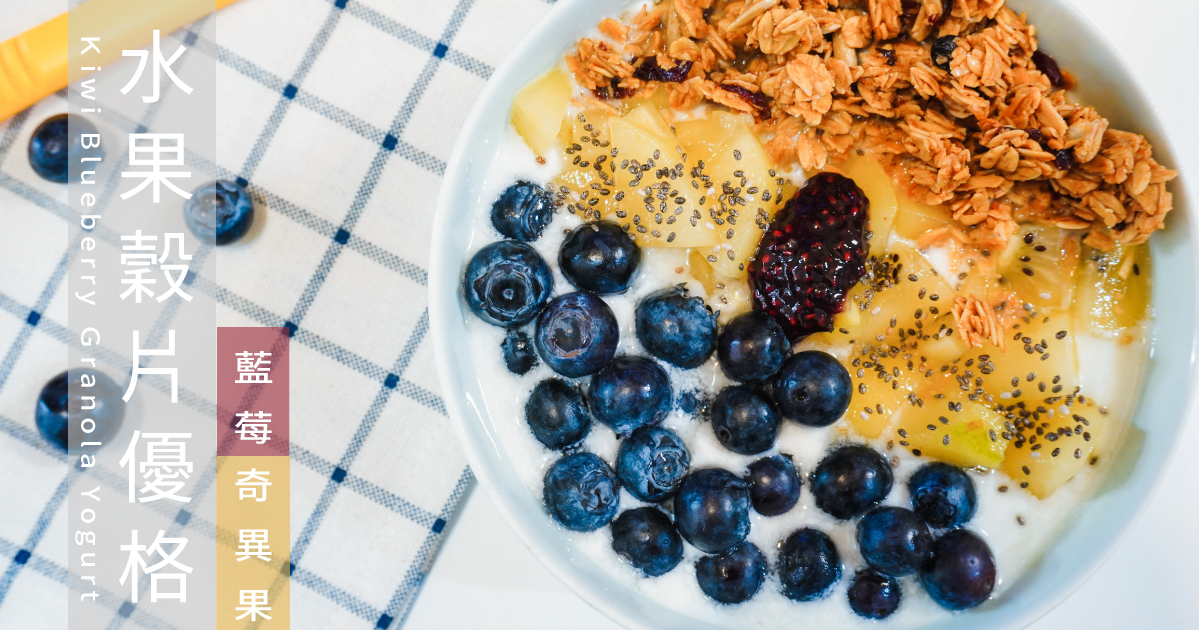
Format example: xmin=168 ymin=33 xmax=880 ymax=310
xmin=28 ymin=114 xmax=101 ymax=183
xmin=856 ymin=506 xmax=933 ymax=577
xmin=491 ymin=181 xmax=554 ymax=242
xmin=920 ymin=529 xmax=996 ymax=610
xmin=717 ymin=312 xmax=790 ymax=382
xmin=776 ymin=528 xmax=841 ymax=602
xmin=616 ymin=426 xmax=690 ymax=502
xmin=534 ymin=292 xmax=618 ymax=377
xmin=746 ymin=454 xmax=801 ymax=517
xmin=673 ymin=468 xmax=751 ymax=554
xmin=610 ymin=507 xmax=683 ymax=577
xmin=634 ymin=285 xmax=716 ymax=369
xmin=36 ymin=370 xmax=126 ymax=452
xmin=847 ymin=571 xmax=901 ymax=619
xmin=525 ymin=378 xmax=591 ymax=450
xmin=589 ymin=356 xmax=671 ymax=436
xmin=710 ymin=385 xmax=779 ymax=455
xmin=676 ymin=390 xmax=710 ymax=418
xmin=465 ymin=241 xmax=554 ymax=328
xmin=543 ymin=452 xmax=620 ymax=532
xmin=810 ymin=445 xmax=892 ymax=519
xmin=501 ymin=329 xmax=538 ymax=375
xmin=559 ymin=222 xmax=641 ymax=294
xmin=184 ymin=180 xmax=256 ymax=245
xmin=931 ymin=35 xmax=957 ymax=72
xmin=695 ymin=542 xmax=767 ymax=604
xmin=908 ymin=462 xmax=977 ymax=529
xmin=772 ymin=351 xmax=851 ymax=427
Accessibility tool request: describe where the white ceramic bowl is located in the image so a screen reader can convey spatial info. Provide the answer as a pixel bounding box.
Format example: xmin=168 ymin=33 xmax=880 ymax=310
xmin=428 ymin=1 xmax=1197 ymax=628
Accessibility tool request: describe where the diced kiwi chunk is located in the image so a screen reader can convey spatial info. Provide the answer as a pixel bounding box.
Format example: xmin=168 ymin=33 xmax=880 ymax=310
xmin=996 ymin=225 xmax=1079 ymax=312
xmin=1073 ymin=242 xmax=1151 ymax=334
xmin=894 ymin=388 xmax=1007 ymax=469
xmin=837 ymin=155 xmax=898 ymax=255
xmin=846 ymin=348 xmax=917 ymax=439
xmin=511 ymin=69 xmax=571 ymax=156
xmin=1000 ymin=404 xmax=1105 ymax=499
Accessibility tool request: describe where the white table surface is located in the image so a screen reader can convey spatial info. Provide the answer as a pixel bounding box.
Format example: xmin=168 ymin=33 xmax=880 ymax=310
xmin=406 ymin=0 xmax=1200 ymax=628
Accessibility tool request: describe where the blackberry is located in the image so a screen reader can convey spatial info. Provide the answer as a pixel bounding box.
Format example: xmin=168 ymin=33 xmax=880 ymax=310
xmin=747 ymin=172 xmax=869 ymax=342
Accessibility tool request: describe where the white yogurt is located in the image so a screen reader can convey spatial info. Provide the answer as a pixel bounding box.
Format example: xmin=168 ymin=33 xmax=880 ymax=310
xmin=459 ymin=129 xmax=1148 ymax=628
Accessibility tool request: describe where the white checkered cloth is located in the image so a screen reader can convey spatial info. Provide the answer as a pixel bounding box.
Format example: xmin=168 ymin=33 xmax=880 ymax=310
xmin=0 ymin=0 xmax=556 ymax=627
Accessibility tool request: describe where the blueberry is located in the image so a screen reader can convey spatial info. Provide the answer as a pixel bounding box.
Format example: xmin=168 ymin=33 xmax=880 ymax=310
xmin=717 ymin=312 xmax=790 ymax=382
xmin=695 ymin=542 xmax=767 ymax=604
xmin=676 ymin=390 xmax=710 ymax=418
xmin=491 ymin=181 xmax=554 ymax=242
xmin=776 ymin=528 xmax=841 ymax=602
xmin=28 ymin=114 xmax=101 ymax=183
xmin=525 ymin=378 xmax=591 ymax=450
xmin=35 ymin=370 xmax=126 ymax=452
xmin=501 ymin=329 xmax=538 ymax=375
xmin=673 ymin=468 xmax=751 ymax=553
xmin=847 ymin=571 xmax=901 ymax=620
xmin=589 ymin=356 xmax=671 ymax=436
xmin=931 ymin=35 xmax=957 ymax=72
xmin=810 ymin=445 xmax=892 ymax=519
xmin=710 ymin=385 xmax=779 ymax=455
xmin=920 ymin=529 xmax=996 ymax=610
xmin=534 ymin=292 xmax=618 ymax=377
xmin=908 ymin=462 xmax=977 ymax=529
xmin=610 ymin=507 xmax=683 ymax=577
xmin=746 ymin=454 xmax=801 ymax=516
xmin=634 ymin=285 xmax=716 ymax=369
xmin=543 ymin=452 xmax=620 ymax=532
xmin=184 ymin=180 xmax=256 ymax=245
xmin=560 ymin=222 xmax=641 ymax=294
xmin=772 ymin=351 xmax=851 ymax=427
xmin=464 ymin=241 xmax=554 ymax=328
xmin=856 ymin=506 xmax=933 ymax=577
xmin=616 ymin=426 xmax=690 ymax=501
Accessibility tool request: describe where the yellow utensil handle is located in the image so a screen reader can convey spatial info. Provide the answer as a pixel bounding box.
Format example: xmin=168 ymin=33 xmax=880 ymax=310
xmin=0 ymin=14 xmax=68 ymax=123
xmin=0 ymin=0 xmax=241 ymax=123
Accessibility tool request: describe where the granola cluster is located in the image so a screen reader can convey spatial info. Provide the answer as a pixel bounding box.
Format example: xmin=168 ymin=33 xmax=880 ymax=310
xmin=564 ymin=0 xmax=1177 ymax=249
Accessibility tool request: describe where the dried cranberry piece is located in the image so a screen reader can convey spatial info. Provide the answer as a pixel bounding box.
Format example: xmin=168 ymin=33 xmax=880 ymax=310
xmin=1054 ymin=149 xmax=1074 ymax=171
xmin=899 ymin=0 xmax=921 ymax=34
xmin=931 ymin=0 xmax=953 ymax=25
xmin=880 ymin=48 xmax=897 ymax=66
xmin=633 ymin=57 xmax=694 ymax=83
xmin=718 ymin=84 xmax=771 ymax=119
xmin=593 ymin=78 xmax=634 ymax=101
xmin=1032 ymin=50 xmax=1063 ymax=87
xmin=1025 ymin=127 xmax=1043 ymax=142
xmin=748 ymin=172 xmax=870 ymax=342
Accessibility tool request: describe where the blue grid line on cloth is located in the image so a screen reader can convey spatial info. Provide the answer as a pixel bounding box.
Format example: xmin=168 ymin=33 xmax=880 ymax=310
xmin=274 ymin=0 xmax=481 ymax=332
xmin=0 ymin=91 xmax=443 ymax=420
xmin=0 ymin=0 xmax=567 ymax=625
xmin=385 ymin=468 xmax=472 ymax=629
xmin=0 ymin=529 xmax=184 ymax=630
xmin=0 ymin=26 xmax=204 ymax=609
xmin=0 ymin=277 xmax=461 ymax=626
xmin=0 ymin=110 xmax=32 ymax=159
xmin=236 ymin=3 xmax=345 ymax=182
xmin=0 ymin=253 xmax=67 ymax=391
xmin=0 ymin=476 xmax=68 ymax=604
xmin=286 ymin=305 xmax=439 ymax=565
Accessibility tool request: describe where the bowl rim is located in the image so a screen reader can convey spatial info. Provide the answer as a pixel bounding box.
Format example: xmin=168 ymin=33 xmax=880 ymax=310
xmin=428 ymin=1 xmax=1199 ymax=628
